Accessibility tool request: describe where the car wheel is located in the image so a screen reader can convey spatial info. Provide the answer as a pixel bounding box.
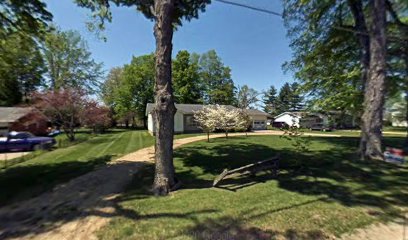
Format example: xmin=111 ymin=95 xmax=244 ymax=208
xmin=32 ymin=144 xmax=42 ymax=151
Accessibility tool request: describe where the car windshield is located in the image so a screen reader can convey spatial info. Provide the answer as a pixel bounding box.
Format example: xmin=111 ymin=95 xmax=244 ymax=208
xmin=9 ymin=132 xmax=34 ymax=139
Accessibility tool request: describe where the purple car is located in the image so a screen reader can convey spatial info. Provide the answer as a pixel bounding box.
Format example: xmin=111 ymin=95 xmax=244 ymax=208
xmin=0 ymin=131 xmax=56 ymax=152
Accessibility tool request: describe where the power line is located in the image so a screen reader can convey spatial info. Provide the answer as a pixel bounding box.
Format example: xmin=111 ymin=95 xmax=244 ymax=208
xmin=213 ymin=0 xmax=408 ymax=42
xmin=214 ymin=0 xmax=282 ymax=17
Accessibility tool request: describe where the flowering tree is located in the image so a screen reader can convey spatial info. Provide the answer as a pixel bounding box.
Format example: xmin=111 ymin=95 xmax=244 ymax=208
xmin=195 ymin=105 xmax=253 ymax=140
xmin=194 ymin=106 xmax=218 ymax=142
xmin=82 ymin=101 xmax=112 ymax=133
xmin=217 ymin=106 xmax=244 ymax=139
xmin=32 ymin=88 xmax=87 ymax=141
xmin=235 ymin=110 xmax=252 ymax=137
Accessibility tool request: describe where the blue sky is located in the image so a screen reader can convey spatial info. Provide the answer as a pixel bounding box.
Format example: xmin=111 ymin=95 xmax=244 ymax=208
xmin=45 ymin=0 xmax=294 ymax=93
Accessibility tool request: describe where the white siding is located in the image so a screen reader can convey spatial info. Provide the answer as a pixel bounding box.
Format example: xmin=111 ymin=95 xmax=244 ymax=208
xmin=147 ymin=111 xmax=184 ymax=134
xmin=147 ymin=114 xmax=154 ymax=134
xmin=174 ymin=111 xmax=184 ymax=133
xmin=274 ymin=114 xmax=300 ymax=127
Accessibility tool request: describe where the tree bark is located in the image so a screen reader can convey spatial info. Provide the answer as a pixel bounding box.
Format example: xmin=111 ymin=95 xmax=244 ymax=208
xmin=347 ymin=0 xmax=371 ymax=159
xmin=152 ymin=0 xmax=177 ymax=196
xmin=360 ymin=0 xmax=387 ymax=160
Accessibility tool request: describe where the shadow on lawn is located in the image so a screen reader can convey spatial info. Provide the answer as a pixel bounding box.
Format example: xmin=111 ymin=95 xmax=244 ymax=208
xmin=0 ymin=155 xmax=113 ymax=206
xmin=181 ymin=216 xmax=328 ymax=240
xmin=175 ymin=136 xmax=408 ymax=220
xmin=0 ymin=136 xmax=406 ymax=239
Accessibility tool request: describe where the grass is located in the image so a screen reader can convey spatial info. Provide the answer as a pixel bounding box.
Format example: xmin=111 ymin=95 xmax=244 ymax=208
xmin=97 ymin=135 xmax=408 ymax=239
xmin=0 ymin=129 xmax=155 ymax=206
xmin=0 ymin=129 xmax=207 ymax=206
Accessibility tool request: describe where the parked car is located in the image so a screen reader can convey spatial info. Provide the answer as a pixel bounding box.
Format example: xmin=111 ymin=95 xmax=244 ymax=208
xmin=310 ymin=124 xmax=333 ymax=132
xmin=0 ymin=131 xmax=56 ymax=152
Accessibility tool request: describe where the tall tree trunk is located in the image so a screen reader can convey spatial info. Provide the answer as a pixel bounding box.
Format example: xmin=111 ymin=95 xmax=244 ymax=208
xmin=152 ymin=0 xmax=177 ymax=196
xmin=348 ymin=0 xmax=371 ymax=159
xmin=360 ymin=0 xmax=387 ymax=160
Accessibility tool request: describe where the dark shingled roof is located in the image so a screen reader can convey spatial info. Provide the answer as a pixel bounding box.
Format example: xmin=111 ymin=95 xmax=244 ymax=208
xmin=146 ymin=103 xmax=271 ymax=117
xmin=0 ymin=107 xmax=36 ymax=123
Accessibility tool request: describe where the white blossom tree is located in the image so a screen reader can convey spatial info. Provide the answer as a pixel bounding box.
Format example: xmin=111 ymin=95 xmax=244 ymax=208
xmin=193 ymin=106 xmax=218 ymax=142
xmin=235 ymin=110 xmax=252 ymax=137
xmin=195 ymin=105 xmax=251 ymax=140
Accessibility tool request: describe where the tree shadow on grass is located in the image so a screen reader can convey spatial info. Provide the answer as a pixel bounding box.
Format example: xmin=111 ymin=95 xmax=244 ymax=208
xmin=0 ymin=155 xmax=113 ymax=206
xmin=174 ymin=136 xmax=408 ymax=220
xmin=180 ymin=215 xmax=329 ymax=240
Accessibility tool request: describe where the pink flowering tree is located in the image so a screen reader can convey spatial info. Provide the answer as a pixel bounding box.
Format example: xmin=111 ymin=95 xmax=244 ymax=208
xmin=32 ymin=88 xmax=87 ymax=141
xmin=81 ymin=101 xmax=112 ymax=133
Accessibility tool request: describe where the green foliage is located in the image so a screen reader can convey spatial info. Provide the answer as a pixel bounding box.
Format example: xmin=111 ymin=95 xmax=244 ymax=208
xmin=173 ymin=50 xmax=202 ymax=103
xmin=282 ymin=0 xmax=407 ymax=117
xmin=263 ymin=85 xmax=278 ymax=116
xmin=116 ymin=54 xmax=155 ymax=125
xmin=236 ymin=85 xmax=259 ymax=109
xmin=0 ymin=32 xmax=45 ymax=106
xmin=101 ymin=67 xmax=123 ymax=110
xmin=199 ymin=50 xmax=235 ymax=105
xmin=0 ymin=0 xmax=52 ymax=39
xmin=281 ymin=125 xmax=311 ymax=161
xmin=75 ymin=0 xmax=211 ymax=29
xmin=43 ymin=29 xmax=104 ymax=93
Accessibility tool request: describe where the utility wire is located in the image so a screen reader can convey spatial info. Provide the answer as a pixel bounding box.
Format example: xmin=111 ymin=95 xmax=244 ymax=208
xmin=214 ymin=0 xmax=282 ymax=17
xmin=213 ymin=0 xmax=408 ymax=42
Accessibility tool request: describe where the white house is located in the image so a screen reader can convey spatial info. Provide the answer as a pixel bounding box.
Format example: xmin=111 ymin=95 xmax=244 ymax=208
xmin=273 ymin=112 xmax=331 ymax=128
xmin=146 ymin=103 xmax=271 ymax=134
xmin=273 ymin=112 xmax=303 ymax=128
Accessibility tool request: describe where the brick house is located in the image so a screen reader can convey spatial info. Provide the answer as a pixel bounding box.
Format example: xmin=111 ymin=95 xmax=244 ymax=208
xmin=0 ymin=107 xmax=50 ymax=136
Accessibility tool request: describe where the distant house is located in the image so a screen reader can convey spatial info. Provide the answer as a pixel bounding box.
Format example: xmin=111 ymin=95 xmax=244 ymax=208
xmin=273 ymin=111 xmax=358 ymax=129
xmin=145 ymin=103 xmax=271 ymax=134
xmin=273 ymin=112 xmax=305 ymax=128
xmin=0 ymin=107 xmax=50 ymax=136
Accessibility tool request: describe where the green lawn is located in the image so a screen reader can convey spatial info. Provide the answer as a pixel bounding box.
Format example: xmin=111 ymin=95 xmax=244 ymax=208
xmin=98 ymin=135 xmax=408 ymax=239
xmin=0 ymin=130 xmax=155 ymax=205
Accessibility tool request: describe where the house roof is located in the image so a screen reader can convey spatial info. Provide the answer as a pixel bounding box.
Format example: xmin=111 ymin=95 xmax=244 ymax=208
xmin=146 ymin=103 xmax=270 ymax=117
xmin=274 ymin=111 xmax=306 ymax=119
xmin=0 ymin=107 xmax=37 ymax=123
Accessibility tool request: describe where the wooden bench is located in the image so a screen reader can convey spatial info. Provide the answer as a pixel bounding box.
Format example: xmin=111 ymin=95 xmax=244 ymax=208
xmin=213 ymin=155 xmax=280 ymax=187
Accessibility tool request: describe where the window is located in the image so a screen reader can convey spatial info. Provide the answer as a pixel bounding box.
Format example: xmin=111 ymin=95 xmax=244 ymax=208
xmin=185 ymin=115 xmax=198 ymax=127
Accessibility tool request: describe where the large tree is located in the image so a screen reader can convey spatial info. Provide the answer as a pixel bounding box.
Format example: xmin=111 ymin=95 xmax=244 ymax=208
xmin=42 ymin=29 xmax=104 ymax=93
xmin=0 ymin=0 xmax=52 ymax=39
xmin=263 ymin=85 xmax=278 ymax=116
xmin=199 ymin=50 xmax=235 ymax=105
xmin=173 ymin=50 xmax=202 ymax=103
xmin=289 ymin=82 xmax=304 ymax=111
xmin=0 ymin=32 xmax=45 ymax=106
xmin=276 ymin=83 xmax=292 ymax=113
xmin=120 ymin=54 xmax=155 ymax=128
xmin=236 ymin=85 xmax=259 ymax=109
xmin=76 ymin=0 xmax=211 ymax=195
xmin=283 ymin=0 xmax=402 ymax=160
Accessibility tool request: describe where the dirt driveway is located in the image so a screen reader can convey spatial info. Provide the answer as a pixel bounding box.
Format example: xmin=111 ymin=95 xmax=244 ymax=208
xmin=0 ymin=152 xmax=29 ymax=161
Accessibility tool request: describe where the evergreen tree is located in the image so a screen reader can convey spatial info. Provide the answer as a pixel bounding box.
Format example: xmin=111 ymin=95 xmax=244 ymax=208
xmin=263 ymin=86 xmax=278 ymax=116
xmin=276 ymin=83 xmax=292 ymax=113
xmin=289 ymin=82 xmax=303 ymax=111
